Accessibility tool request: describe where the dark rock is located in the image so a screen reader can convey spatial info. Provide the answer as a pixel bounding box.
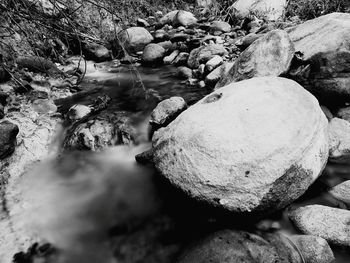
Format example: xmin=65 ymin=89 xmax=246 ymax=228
xmin=120 ymin=55 xmax=139 ymax=64
xmin=164 ymin=50 xmax=180 ymax=65
xmin=13 ymin=242 xmax=56 ymax=263
xmin=170 ymin=33 xmax=189 ymax=43
xmin=137 ymin=18 xmax=150 ymax=27
xmin=14 ymin=80 xmax=33 ymax=94
xmin=177 ymin=230 xmax=299 ymax=263
xmin=0 ymin=67 xmax=11 ymax=83
xmin=187 ymin=38 xmax=201 ymax=50
xmin=83 ymin=42 xmax=111 ymax=63
xmin=0 ymin=120 xmax=19 ymax=159
xmin=0 ymin=91 xmax=9 ymax=106
xmin=0 ymin=105 xmax=4 ymax=119
xmin=64 ymin=111 xmax=136 ymax=151
xmin=135 ymin=149 xmax=154 ymax=164
xmin=198 ymin=23 xmax=211 ymax=31
xmin=321 ymin=105 xmax=333 ymax=120
xmin=184 ymin=29 xmax=196 ymax=35
xmin=173 ymin=52 xmax=189 ymax=66
xmin=177 ymin=66 xmax=192 ymax=79
xmin=177 ymin=43 xmax=189 ymax=53
xmin=287 ymin=13 xmax=350 ymax=104
xmin=154 ymin=30 xmax=170 ymax=42
xmin=28 ymin=90 xmax=49 ymax=101
xmin=17 ymin=56 xmax=59 ymax=73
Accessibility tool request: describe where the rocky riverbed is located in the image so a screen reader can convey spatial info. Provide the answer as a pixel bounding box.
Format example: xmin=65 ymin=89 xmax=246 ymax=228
xmin=1 ymin=0 xmax=350 ymax=262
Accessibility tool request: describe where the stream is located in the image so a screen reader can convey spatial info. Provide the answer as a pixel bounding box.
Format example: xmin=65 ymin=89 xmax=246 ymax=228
xmin=21 ymin=63 xmax=350 ymax=262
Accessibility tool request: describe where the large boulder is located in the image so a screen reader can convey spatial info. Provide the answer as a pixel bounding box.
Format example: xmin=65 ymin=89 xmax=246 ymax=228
xmin=152 ymin=77 xmax=329 ymax=214
xmin=289 ymin=205 xmax=350 ymax=247
xmin=232 ymin=0 xmax=287 ymax=21
xmin=187 ymin=44 xmax=227 ymax=69
xmin=216 ymin=30 xmax=294 ymax=88
xmin=286 ymin=13 xmax=350 ymax=103
xmin=117 ymin=27 xmax=154 ymax=55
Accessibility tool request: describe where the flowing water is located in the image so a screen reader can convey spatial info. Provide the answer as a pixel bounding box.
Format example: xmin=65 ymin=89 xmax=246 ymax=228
xmin=18 ymin=64 xmax=350 ymax=262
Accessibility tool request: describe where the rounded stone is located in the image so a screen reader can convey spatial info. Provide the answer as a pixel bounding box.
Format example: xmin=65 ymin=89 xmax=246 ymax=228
xmin=118 ymin=27 xmax=154 ymax=54
xmin=142 ymin=43 xmax=166 ymax=64
xmin=152 ymin=77 xmax=328 ymax=214
xmin=217 ymin=30 xmax=294 ymax=88
xmin=210 ymin=21 xmax=231 ymax=33
xmin=288 ymin=205 xmax=350 ymax=247
xmin=174 ymin=11 xmax=197 ymax=27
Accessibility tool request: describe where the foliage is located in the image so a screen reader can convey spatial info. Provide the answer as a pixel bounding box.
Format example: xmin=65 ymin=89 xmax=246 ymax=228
xmin=206 ymin=0 xmax=237 ymax=22
xmin=285 ymin=0 xmax=350 ymax=20
xmin=0 ymin=0 xmax=199 ymax=62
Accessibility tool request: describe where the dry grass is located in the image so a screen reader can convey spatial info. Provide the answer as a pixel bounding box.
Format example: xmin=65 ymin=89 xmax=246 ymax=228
xmin=285 ymin=0 xmax=349 ymax=20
